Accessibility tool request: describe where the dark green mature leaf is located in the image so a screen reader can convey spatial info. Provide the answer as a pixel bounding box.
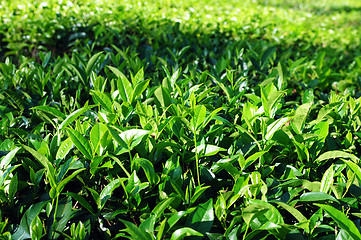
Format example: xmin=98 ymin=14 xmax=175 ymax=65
xmin=315 ymin=204 xmax=361 ymax=240
xmin=99 ymin=178 xmax=121 ymax=210
xmin=186 ymin=198 xmax=214 ymax=235
xmin=48 ymin=197 xmax=73 ymax=239
xmin=12 ymin=201 xmax=48 ymax=240
xmin=121 ymin=220 xmax=153 ymax=240
xmin=64 ymin=192 xmax=94 ymax=214
xmin=132 ymin=158 xmax=157 ymax=185
xmin=22 ymin=145 xmax=56 ymax=187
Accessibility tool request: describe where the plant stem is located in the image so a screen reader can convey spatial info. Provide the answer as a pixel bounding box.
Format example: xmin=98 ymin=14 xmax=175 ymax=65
xmin=194 ymin=135 xmax=200 ymax=186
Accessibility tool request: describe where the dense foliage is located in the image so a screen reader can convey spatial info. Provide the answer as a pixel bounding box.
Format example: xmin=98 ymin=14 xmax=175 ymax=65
xmin=1 ymin=0 xmax=361 ymax=239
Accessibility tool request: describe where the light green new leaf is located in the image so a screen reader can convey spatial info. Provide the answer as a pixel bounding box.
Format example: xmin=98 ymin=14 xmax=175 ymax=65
xmin=320 ymin=164 xmax=334 ymax=194
xmin=86 ymin=51 xmax=103 ymax=76
xmin=265 ymin=117 xmax=290 ymax=140
xmin=56 ymin=137 xmax=73 ymax=160
xmin=315 ymin=151 xmax=359 ymax=162
xmin=66 ymin=128 xmax=92 ymax=160
xmin=290 ymin=102 xmax=312 ymax=134
xmin=170 ymin=227 xmax=203 ymax=240
xmin=0 ymin=146 xmax=20 ymax=169
xmin=192 ymin=105 xmax=207 ymax=132
xmin=32 ymin=106 xmax=66 ymax=120
xmin=151 ymin=197 xmax=175 ymax=219
xmin=300 ymin=192 xmax=339 ymax=203
xmin=90 ymin=90 xmax=113 ymax=113
xmin=117 ymin=73 xmax=133 ymax=104
xmin=90 ymin=123 xmax=108 ymax=155
xmin=107 ymin=125 xmax=128 ymax=150
xmin=315 ymin=204 xmax=361 ymax=240
xmin=192 ymin=144 xmax=226 ymax=157
xmin=120 ymin=129 xmax=151 ymax=149
xmin=345 ymin=160 xmax=361 ymax=184
xmin=132 ymin=79 xmax=150 ymax=103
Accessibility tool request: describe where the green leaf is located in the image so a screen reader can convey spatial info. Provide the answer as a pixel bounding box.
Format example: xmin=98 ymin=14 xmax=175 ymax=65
xmin=107 ymin=125 xmax=128 ymax=150
xmin=12 ymin=201 xmax=48 ymax=240
xmin=154 ymin=86 xmax=172 ymax=111
xmin=42 ymin=51 xmax=51 ymax=68
xmin=132 ymin=79 xmax=150 ymax=103
xmin=48 ymin=196 xmax=72 ymax=239
xmin=290 ymin=102 xmax=312 ymax=134
xmin=190 ymin=185 xmax=210 ymax=205
xmin=32 ymin=106 xmax=66 ymax=120
xmin=192 ymin=105 xmax=207 ymax=132
xmin=300 ymin=192 xmax=339 ymax=203
xmin=315 ymin=151 xmax=359 ymax=162
xmin=67 ymin=128 xmax=92 ymax=160
xmin=117 ymin=72 xmax=133 ymax=104
xmin=192 ymin=144 xmax=226 ymax=157
xmin=0 ymin=146 xmax=20 ymax=169
xmin=120 ymin=129 xmax=151 ymax=149
xmin=90 ymin=123 xmax=108 ymax=155
xmin=90 ymin=90 xmax=113 ymax=113
xmin=265 ymin=117 xmax=290 ymax=140
xmin=320 ymin=164 xmax=334 ymax=194
xmin=58 ymin=104 xmax=94 ymax=131
xmin=151 ymin=197 xmax=175 ymax=219
xmin=99 ymin=179 xmax=121 ymax=210
xmin=315 ymin=204 xmax=361 ymax=240
xmin=345 ymin=161 xmax=361 ymax=184
xmin=64 ymin=192 xmax=94 ymax=214
xmin=186 ymin=198 xmax=214 ymax=234
xmin=170 ymin=227 xmax=203 ymax=240
xmin=275 ymin=201 xmax=307 ymax=223
xmin=56 ymin=137 xmax=73 ymax=160
xmin=56 ymin=168 xmax=85 ymax=194
xmin=86 ymin=51 xmax=103 ymax=75
xmin=22 ymin=145 xmax=56 ymax=187
xmin=132 ymin=158 xmax=157 ymax=185
xmin=121 ymin=220 xmax=153 ymax=240
xmin=167 ymin=211 xmax=189 ymax=231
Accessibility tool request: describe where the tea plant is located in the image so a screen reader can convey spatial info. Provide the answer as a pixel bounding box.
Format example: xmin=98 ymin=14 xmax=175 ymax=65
xmin=1 ymin=0 xmax=361 ymax=239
